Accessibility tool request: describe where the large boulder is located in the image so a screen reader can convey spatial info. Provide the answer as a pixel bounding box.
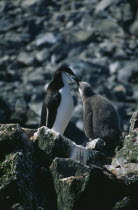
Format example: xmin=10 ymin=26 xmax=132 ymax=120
xmin=106 ymin=111 xmax=138 ymax=209
xmin=33 ymin=126 xmax=111 ymax=167
xmin=50 ymin=158 xmax=123 ymax=210
xmin=0 ymin=124 xmax=57 ymax=209
xmin=0 ymin=124 xmax=34 ymax=209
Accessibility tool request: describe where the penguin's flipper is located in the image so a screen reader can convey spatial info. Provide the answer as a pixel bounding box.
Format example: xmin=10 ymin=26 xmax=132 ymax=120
xmin=40 ymin=101 xmax=48 ymax=126
xmin=45 ymin=91 xmax=61 ymax=128
xmin=84 ymin=111 xmax=93 ymax=139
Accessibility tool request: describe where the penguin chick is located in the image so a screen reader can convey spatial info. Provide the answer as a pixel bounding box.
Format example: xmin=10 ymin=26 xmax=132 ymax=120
xmin=79 ymin=82 xmax=121 ymax=154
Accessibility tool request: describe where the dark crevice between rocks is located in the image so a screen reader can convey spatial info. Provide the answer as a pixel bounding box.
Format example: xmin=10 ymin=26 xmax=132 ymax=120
xmin=32 ymin=160 xmax=58 ymax=210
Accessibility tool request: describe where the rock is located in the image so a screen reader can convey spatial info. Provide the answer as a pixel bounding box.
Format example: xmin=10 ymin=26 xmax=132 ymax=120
xmin=0 ymin=117 xmax=138 ymax=209
xmin=0 ymin=151 xmax=34 ymax=209
xmin=106 ymin=117 xmax=138 ymax=179
xmin=95 ymin=0 xmax=113 ymax=13
xmin=0 ymin=1 xmax=6 ymax=13
xmin=117 ymin=61 xmax=138 ymax=84
xmin=10 ymin=99 xmax=28 ymax=123
xmin=50 ymin=42 xmax=70 ymax=63
xmin=17 ymin=52 xmax=35 ymax=66
xmin=0 ymin=124 xmax=34 ymax=209
xmin=0 ymin=90 xmax=30 ymax=126
xmin=50 ymin=158 xmax=90 ymax=210
xmin=0 ymin=124 xmax=57 ymax=209
xmin=129 ymin=111 xmax=138 ymax=132
xmin=112 ymin=129 xmax=138 ymax=166
xmin=99 ymin=41 xmax=117 ymax=57
xmin=130 ymin=19 xmax=138 ymax=36
xmin=22 ymin=127 xmax=37 ymax=138
xmin=120 ymin=2 xmax=134 ymax=29
xmin=109 ymin=62 xmax=119 ymax=74
xmin=112 ymin=84 xmax=129 ymax=101
xmin=21 ymin=0 xmax=40 ymax=8
xmin=0 ymin=124 xmax=32 ymax=156
xmin=106 ymin=161 xmax=138 ymax=209
xmin=93 ymin=19 xmax=124 ymax=36
xmin=70 ymin=60 xmax=109 ymax=84
xmin=73 ymin=30 xmax=93 ymax=42
xmin=22 ymin=67 xmax=44 ymax=85
xmin=113 ymin=197 xmax=135 ymax=210
xmin=106 ymin=163 xmax=138 ymax=179
xmin=105 ymin=112 xmax=138 ymax=209
xmin=86 ymin=138 xmax=105 ymax=151
xmin=35 ymin=33 xmax=57 ymax=47
xmin=50 ymin=157 xmax=123 ymax=210
xmin=34 ymin=126 xmax=111 ymax=167
xmin=35 ymin=49 xmax=49 ymax=62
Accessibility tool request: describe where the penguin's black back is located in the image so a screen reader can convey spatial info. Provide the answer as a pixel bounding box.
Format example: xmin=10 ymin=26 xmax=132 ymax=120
xmin=40 ymin=79 xmax=63 ymax=128
xmin=83 ymin=94 xmax=121 ymax=144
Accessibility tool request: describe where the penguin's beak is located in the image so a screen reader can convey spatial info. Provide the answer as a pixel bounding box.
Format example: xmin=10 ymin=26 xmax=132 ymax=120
xmin=66 ymin=72 xmax=80 ymax=84
xmin=74 ymin=76 xmax=81 ymax=85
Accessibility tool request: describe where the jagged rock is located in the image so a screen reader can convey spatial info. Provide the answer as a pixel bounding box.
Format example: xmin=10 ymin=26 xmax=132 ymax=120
xmin=34 ymin=126 xmax=111 ymax=167
xmin=35 ymin=33 xmax=58 ymax=47
xmin=0 ymin=124 xmax=34 ymax=209
xmin=117 ymin=61 xmax=138 ymax=84
xmin=113 ymin=197 xmax=136 ymax=210
xmin=35 ymin=49 xmax=49 ymax=62
xmin=73 ymin=30 xmax=93 ymax=42
xmin=21 ymin=0 xmax=41 ymax=8
xmin=0 ymin=116 xmax=138 ymax=209
xmin=130 ymin=19 xmax=138 ymax=36
xmin=50 ymin=158 xmax=91 ymax=210
xmin=17 ymin=52 xmax=35 ymax=66
xmin=0 ymin=151 xmax=34 ymax=209
xmin=95 ymin=0 xmax=113 ymax=13
xmin=129 ymin=111 xmax=138 ymax=132
xmin=0 ymin=124 xmax=32 ymax=156
xmin=86 ymin=138 xmax=105 ymax=151
xmin=50 ymin=158 xmax=123 ymax=210
xmin=109 ymin=111 xmax=138 ymax=168
xmin=112 ymin=129 xmax=138 ymax=166
xmin=10 ymin=99 xmax=28 ymax=123
xmin=0 ymin=124 xmax=57 ymax=210
xmin=105 ymin=112 xmax=138 ymax=209
xmin=22 ymin=127 xmax=37 ymax=138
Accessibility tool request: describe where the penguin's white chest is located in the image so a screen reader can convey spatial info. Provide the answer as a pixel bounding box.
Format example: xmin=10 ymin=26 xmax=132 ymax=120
xmin=52 ymin=85 xmax=74 ymax=134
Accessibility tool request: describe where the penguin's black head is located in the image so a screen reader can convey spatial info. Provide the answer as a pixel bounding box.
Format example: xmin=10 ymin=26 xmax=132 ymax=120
xmin=53 ymin=65 xmax=80 ymax=84
xmin=79 ymin=82 xmax=95 ymax=99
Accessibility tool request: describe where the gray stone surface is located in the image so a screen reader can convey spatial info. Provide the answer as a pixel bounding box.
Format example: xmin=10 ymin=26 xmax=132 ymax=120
xmin=34 ymin=126 xmax=111 ymax=167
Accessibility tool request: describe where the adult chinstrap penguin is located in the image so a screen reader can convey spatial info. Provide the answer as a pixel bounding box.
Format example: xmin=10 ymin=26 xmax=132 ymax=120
xmin=40 ymin=66 xmax=80 ymax=135
xmin=79 ymin=82 xmax=121 ymax=155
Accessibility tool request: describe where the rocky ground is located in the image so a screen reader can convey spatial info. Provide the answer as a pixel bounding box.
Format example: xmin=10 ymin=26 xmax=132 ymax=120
xmin=0 ymin=111 xmax=138 ymax=210
xmin=0 ymin=0 xmax=138 ymax=142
